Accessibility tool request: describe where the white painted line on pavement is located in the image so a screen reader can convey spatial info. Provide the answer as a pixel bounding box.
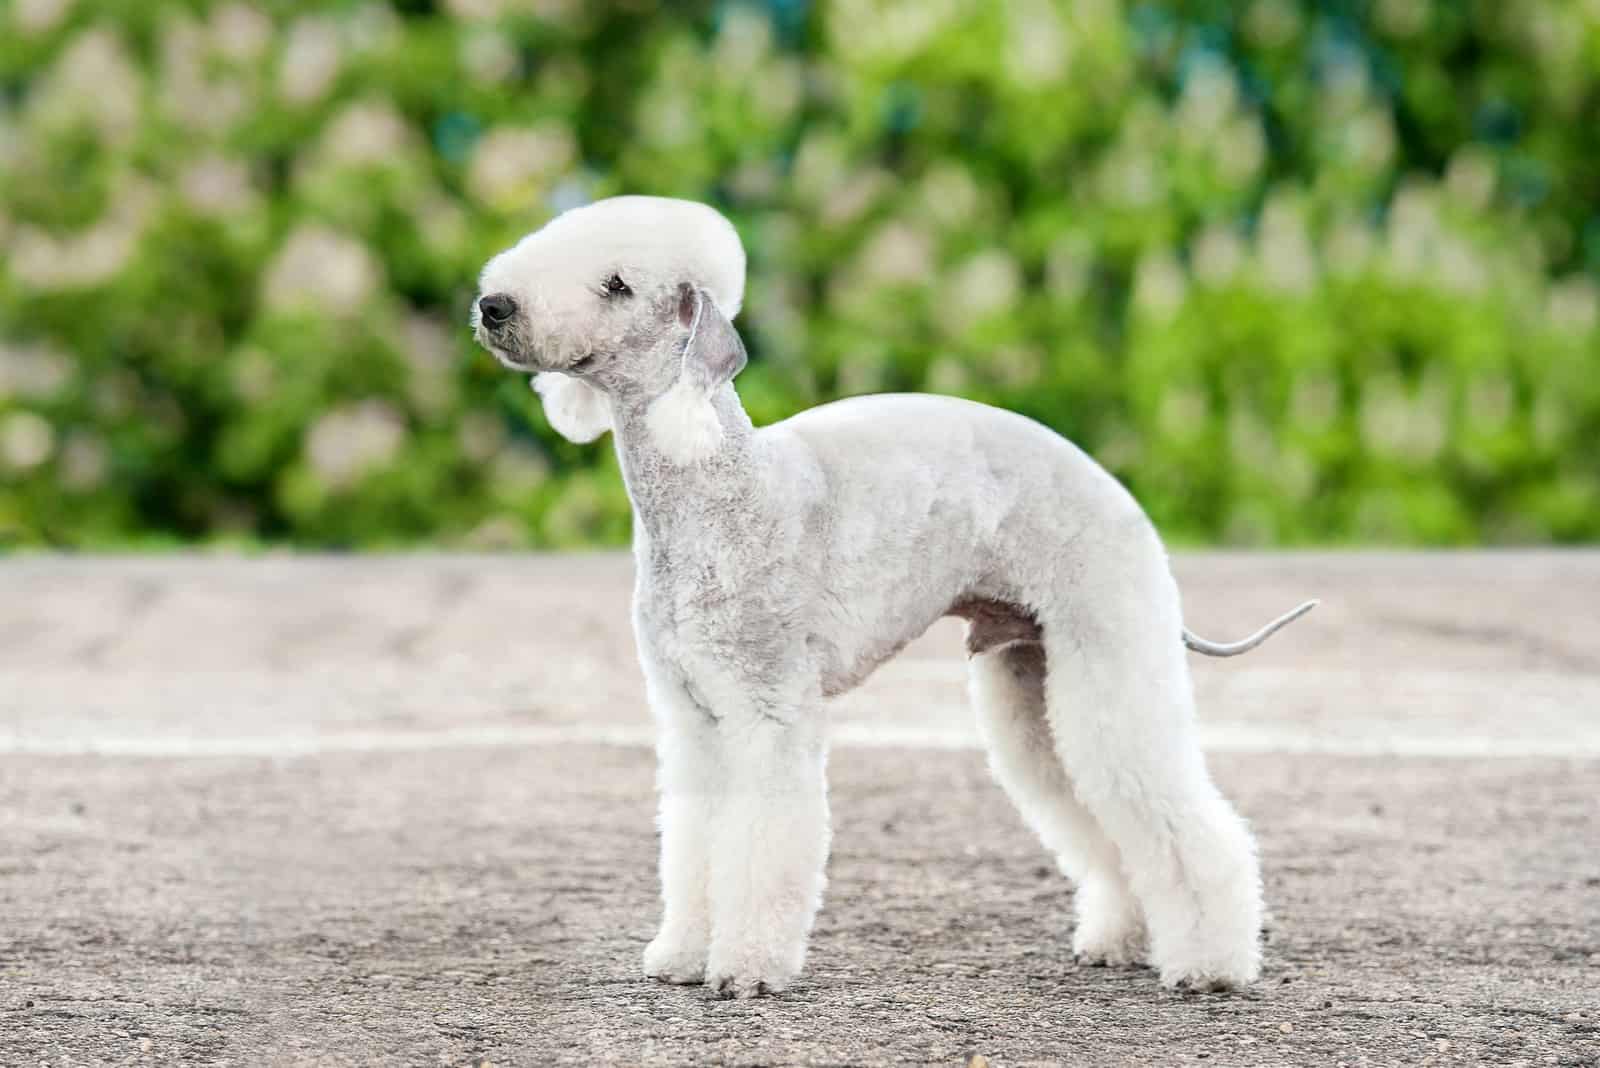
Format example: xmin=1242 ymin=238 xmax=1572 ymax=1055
xmin=1 ymin=723 xmax=1596 ymax=759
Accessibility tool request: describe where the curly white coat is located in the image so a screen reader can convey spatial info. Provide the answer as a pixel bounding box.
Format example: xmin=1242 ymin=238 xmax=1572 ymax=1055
xmin=474 ymin=196 xmax=1280 ymax=998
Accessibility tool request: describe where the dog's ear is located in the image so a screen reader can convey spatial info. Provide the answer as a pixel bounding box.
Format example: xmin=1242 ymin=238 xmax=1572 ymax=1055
xmin=674 ymin=282 xmax=747 ymax=392
xmin=645 ymin=284 xmax=746 ymax=464
xmin=532 ymin=372 xmax=611 ymax=443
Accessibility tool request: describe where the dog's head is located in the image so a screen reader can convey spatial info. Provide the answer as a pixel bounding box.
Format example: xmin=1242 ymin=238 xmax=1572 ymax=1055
xmin=473 ymin=196 xmax=747 ymax=456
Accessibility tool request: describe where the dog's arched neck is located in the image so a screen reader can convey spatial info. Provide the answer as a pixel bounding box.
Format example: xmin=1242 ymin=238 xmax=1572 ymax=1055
xmin=610 ymin=382 xmax=758 ymax=540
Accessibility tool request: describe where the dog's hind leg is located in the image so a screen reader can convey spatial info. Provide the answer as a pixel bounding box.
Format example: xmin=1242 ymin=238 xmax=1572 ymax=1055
xmin=969 ymin=641 xmax=1147 ymax=966
xmin=1039 ymin=547 xmax=1263 ymax=989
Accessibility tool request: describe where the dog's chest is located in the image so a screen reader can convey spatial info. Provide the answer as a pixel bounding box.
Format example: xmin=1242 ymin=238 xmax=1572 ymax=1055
xmin=633 ymin=539 xmax=801 ymax=689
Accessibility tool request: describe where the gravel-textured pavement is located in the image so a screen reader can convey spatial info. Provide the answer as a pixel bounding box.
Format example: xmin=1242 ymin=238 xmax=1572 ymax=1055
xmin=2 ymin=553 xmax=1597 ymax=1066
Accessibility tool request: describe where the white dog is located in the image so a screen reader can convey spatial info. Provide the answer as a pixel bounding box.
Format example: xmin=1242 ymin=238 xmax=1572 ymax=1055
xmin=473 ymin=196 xmax=1313 ymax=998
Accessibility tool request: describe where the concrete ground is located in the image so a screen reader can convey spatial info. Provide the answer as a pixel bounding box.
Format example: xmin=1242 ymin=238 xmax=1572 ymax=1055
xmin=1 ymin=552 xmax=1596 ymax=1067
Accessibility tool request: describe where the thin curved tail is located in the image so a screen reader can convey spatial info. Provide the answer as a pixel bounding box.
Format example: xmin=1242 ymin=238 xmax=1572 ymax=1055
xmin=1183 ymin=599 xmax=1318 ymax=657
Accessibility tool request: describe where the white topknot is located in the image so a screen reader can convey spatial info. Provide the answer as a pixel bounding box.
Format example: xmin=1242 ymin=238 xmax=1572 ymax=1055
xmin=538 ymin=196 xmax=746 ymax=318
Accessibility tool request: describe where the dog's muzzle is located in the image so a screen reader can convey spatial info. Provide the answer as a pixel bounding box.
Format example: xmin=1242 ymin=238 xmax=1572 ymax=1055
xmin=478 ymin=293 xmax=516 ymax=326
xmin=475 ymin=293 xmax=544 ymax=371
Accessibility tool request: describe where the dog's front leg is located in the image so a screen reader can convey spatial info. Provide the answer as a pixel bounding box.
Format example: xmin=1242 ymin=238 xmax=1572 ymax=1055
xmin=704 ymin=711 xmax=830 ymax=999
xmin=643 ymin=686 xmax=719 ymax=985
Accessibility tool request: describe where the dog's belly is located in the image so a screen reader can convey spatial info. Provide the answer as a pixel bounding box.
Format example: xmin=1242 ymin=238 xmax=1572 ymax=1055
xmin=948 ymin=596 xmax=1043 ymax=654
xmin=817 ymin=631 xmax=918 ymax=697
xmin=815 ymin=595 xmax=1043 ymax=697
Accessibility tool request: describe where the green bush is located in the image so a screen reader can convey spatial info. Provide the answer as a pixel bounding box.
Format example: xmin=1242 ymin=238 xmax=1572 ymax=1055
xmin=1 ymin=0 xmax=1596 ymax=548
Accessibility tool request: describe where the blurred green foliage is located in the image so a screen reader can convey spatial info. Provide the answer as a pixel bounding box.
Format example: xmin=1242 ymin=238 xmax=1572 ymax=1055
xmin=1 ymin=0 xmax=1597 ymax=548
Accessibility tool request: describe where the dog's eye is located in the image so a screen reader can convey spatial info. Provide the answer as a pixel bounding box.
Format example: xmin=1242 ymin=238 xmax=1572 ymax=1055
xmin=604 ymin=274 xmax=630 ymax=297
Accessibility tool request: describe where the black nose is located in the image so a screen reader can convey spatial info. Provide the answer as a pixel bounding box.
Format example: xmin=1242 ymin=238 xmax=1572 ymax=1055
xmin=479 ymin=293 xmax=516 ymax=326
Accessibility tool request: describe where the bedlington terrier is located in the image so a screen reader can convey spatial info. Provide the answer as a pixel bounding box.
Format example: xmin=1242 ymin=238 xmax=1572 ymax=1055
xmin=472 ymin=196 xmax=1314 ymax=999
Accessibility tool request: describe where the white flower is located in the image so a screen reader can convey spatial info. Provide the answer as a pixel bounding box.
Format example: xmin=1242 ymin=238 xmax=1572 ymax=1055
xmin=859 ymin=222 xmax=935 ymax=285
xmin=0 ymin=155 xmax=10 ymax=218
xmin=1344 ymin=109 xmax=1396 ymax=172
xmin=60 ymin=433 xmax=109 ymax=491
xmin=989 ymin=344 xmax=1044 ymax=388
xmin=180 ymin=156 xmax=259 ymax=216
xmin=1132 ymin=250 xmax=1188 ymax=320
xmin=828 ymin=0 xmax=961 ymax=63
xmin=490 ymin=445 xmax=550 ymax=496
xmin=401 ymin=314 xmax=455 ymax=375
xmin=635 ymin=87 xmax=701 ymax=150
xmin=414 ymin=195 xmax=469 ymax=254
xmin=1245 ymin=0 xmax=1300 ymax=47
xmin=446 ymin=0 xmax=504 ymax=16
xmin=1445 ymin=147 xmax=1496 ymax=211
xmin=1359 ymin=372 xmax=1445 ymax=461
xmin=304 ymin=401 xmax=406 ymax=489
xmin=11 ymin=218 xmax=139 ymax=290
xmin=728 ymin=160 xmax=780 ymax=201
xmin=12 ymin=0 xmax=74 ymax=35
xmin=1227 ymin=407 xmax=1278 ymax=476
xmin=210 ymin=3 xmax=274 ymax=61
xmin=1215 ymin=117 xmax=1266 ymax=184
xmin=1192 ymin=224 xmax=1246 ymax=286
xmin=461 ymin=28 xmax=520 ymax=85
xmin=1097 ymin=148 xmax=1164 ymax=208
xmin=836 ymin=347 xmax=888 ymax=395
xmin=1045 ymin=234 xmax=1094 ymax=300
xmin=529 ymin=0 xmax=581 ymax=20
xmin=1290 ymin=373 xmax=1342 ymax=431
xmin=0 ymin=411 xmax=55 ymax=472
xmin=1006 ymin=0 xmax=1071 ymax=87
xmin=458 ymin=411 xmax=504 ymax=463
xmin=157 ymin=17 xmax=214 ymax=131
xmin=1257 ymin=193 xmax=1317 ymax=293
xmin=792 ymin=134 xmax=848 ymax=204
xmin=752 ymin=60 xmax=803 ymax=126
xmin=348 ymin=3 xmax=401 ymax=53
xmin=262 ymin=226 xmax=383 ymax=316
xmin=1177 ymin=59 xmax=1238 ymax=142
xmin=1376 ymin=0 xmax=1429 ymax=37
xmin=279 ymin=16 xmax=343 ymax=105
xmin=1548 ymin=276 xmax=1600 ymax=333
xmin=939 ymin=250 xmax=1022 ymax=334
xmin=400 ymin=314 xmax=458 ymax=414
xmin=919 ymin=164 xmax=981 ymax=229
xmin=231 ymin=349 xmax=277 ymax=403
xmin=1466 ymin=375 xmax=1514 ymax=430
xmin=464 ymin=515 xmax=526 ymax=550
xmin=1385 ymin=182 xmax=1440 ymax=279
xmin=467 ymin=123 xmax=577 ymax=209
xmin=451 ymin=0 xmax=581 ymax=22
xmin=1320 ymin=48 xmax=1369 ymax=111
xmin=925 ymin=356 xmax=971 ymax=394
xmin=713 ymin=7 xmax=773 ymax=79
xmin=318 ymin=100 xmax=419 ymax=167
xmin=1435 ymin=234 xmax=1487 ymax=294
xmin=1158 ymin=386 xmax=1210 ymax=439
xmin=820 ymin=170 xmax=887 ymax=228
xmin=31 ymin=27 xmax=142 ymax=145
xmin=1324 ymin=215 xmax=1376 ymax=277
xmin=0 ymin=342 xmax=72 ymax=399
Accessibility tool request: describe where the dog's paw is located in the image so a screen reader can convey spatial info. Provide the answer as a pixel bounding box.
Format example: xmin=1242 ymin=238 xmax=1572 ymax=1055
xmin=1073 ymin=938 xmax=1144 ymax=968
xmin=1167 ymin=972 xmax=1241 ymax=994
xmin=704 ymin=944 xmax=801 ymax=999
xmin=1072 ymin=917 xmax=1148 ymax=968
xmin=1155 ymin=943 xmax=1260 ymax=992
xmin=643 ymin=934 xmax=707 ymax=986
xmin=706 ymin=968 xmax=788 ymax=1000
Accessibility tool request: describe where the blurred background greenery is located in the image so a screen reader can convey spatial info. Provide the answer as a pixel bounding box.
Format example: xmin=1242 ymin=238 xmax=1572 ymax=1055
xmin=1 ymin=0 xmax=1596 ymax=549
